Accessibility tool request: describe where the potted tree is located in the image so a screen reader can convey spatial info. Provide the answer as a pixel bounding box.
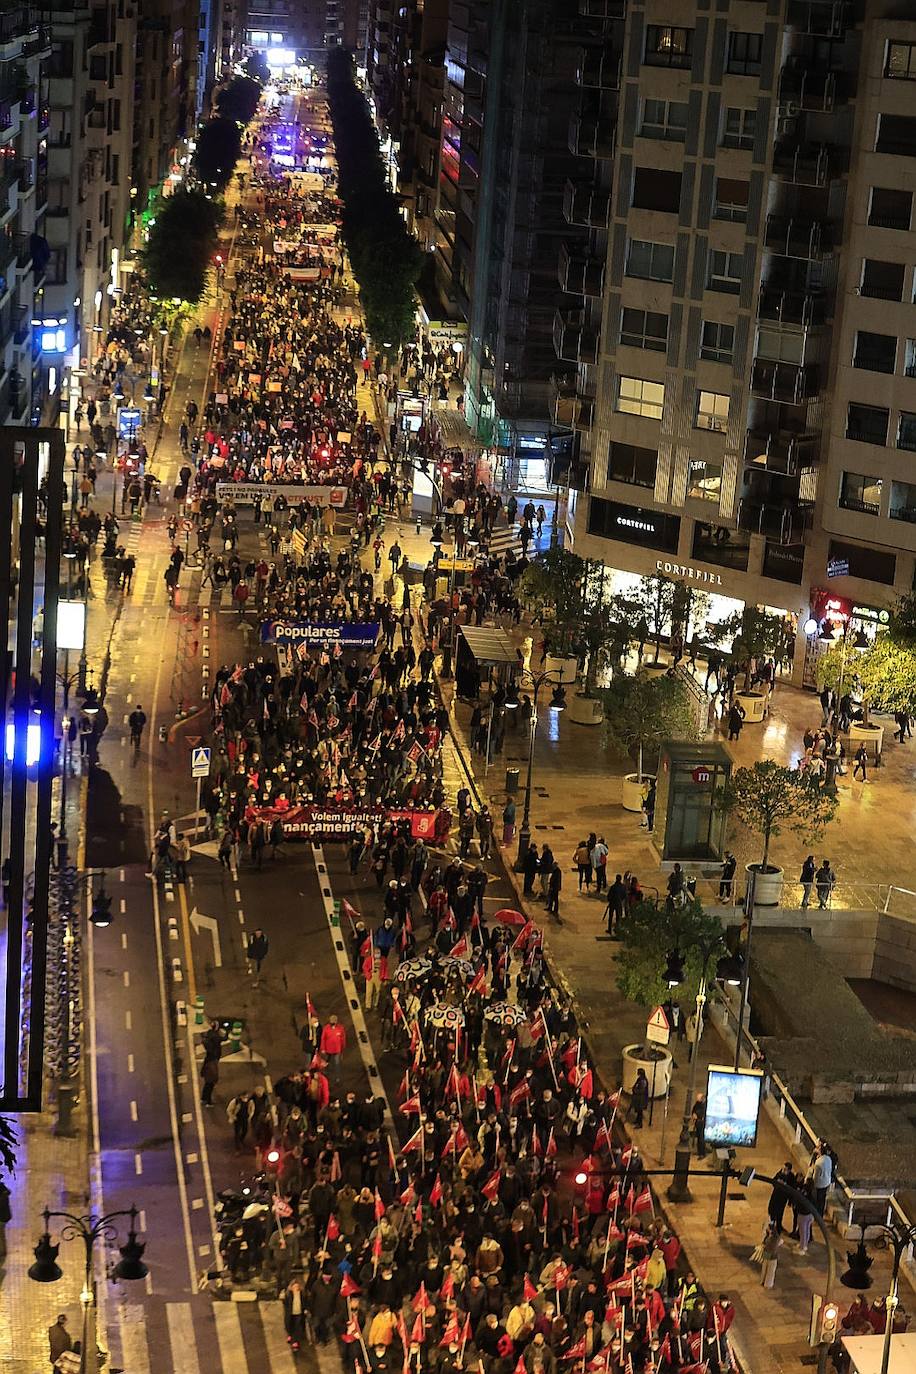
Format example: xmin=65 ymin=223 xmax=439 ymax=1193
xmin=715 ymin=607 xmax=787 ymax=723
xmin=715 ymin=761 xmax=838 ymax=906
xmin=616 ymin=895 xmax=725 ymax=1097
xmin=518 ymin=547 xmax=585 ymax=687
xmin=848 ymin=597 xmax=916 ymax=756
xmin=605 ymin=673 xmax=699 ymax=811
xmin=630 ymin=573 xmax=681 ymax=667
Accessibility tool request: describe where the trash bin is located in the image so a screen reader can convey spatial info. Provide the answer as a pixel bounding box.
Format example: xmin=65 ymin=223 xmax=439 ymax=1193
xmin=505 ymin=767 xmax=519 ymax=794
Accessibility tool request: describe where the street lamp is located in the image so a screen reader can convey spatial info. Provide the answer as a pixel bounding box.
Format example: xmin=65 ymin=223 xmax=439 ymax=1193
xmin=840 ymin=1223 xmax=916 ymax=1374
xmin=30 ymin=1205 xmax=148 ymax=1374
xmin=818 ymin=622 xmax=869 ymax=703
xmin=506 ymin=666 xmax=567 ymax=869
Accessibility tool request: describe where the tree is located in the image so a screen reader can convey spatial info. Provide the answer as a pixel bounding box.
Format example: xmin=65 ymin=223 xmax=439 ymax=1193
xmin=215 ymin=74 xmax=262 ymax=124
xmin=518 ymin=553 xmax=635 ymax=692
xmin=855 ymin=634 xmax=916 ymax=721
xmin=813 ymin=637 xmax=853 ymax=697
xmin=616 ymin=895 xmax=724 ymax=1009
xmin=630 ymin=575 xmax=680 ymax=662
xmin=142 ymin=189 xmax=223 ymax=304
xmin=715 ymin=760 xmax=838 ymax=873
xmin=715 ymin=606 xmax=787 ymax=690
xmin=193 ymin=115 xmax=242 ymax=190
xmin=0 ymin=1114 xmax=16 ymax=1174
xmin=243 ymin=52 xmax=269 ymax=84
xmin=603 ymin=673 xmax=698 ymax=782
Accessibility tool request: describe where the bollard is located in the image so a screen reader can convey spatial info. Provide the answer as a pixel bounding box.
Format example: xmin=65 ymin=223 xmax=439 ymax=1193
xmin=158 ymin=724 xmax=168 ymax=742
xmin=194 ymin=994 xmax=206 ymax=1025
xmin=228 ymin=1019 xmax=243 ymax=1053
xmin=331 ymin=900 xmax=340 ymax=928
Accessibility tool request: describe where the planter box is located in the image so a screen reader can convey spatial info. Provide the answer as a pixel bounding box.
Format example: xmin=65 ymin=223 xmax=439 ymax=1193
xmin=849 ymin=722 xmax=884 ymax=755
xmin=544 ymin=654 xmax=578 ymax=686
xmin=622 ymin=772 xmax=653 ymax=813
xmin=622 ymin=1043 xmax=672 ymax=1098
xmin=735 ymin=689 xmax=767 ymax=723
xmin=747 ymin=861 xmax=783 ymax=908
xmin=568 ymin=693 xmax=603 ymax=726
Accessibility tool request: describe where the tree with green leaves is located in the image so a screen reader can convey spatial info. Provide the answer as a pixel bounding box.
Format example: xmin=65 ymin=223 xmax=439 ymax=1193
xmin=715 ymin=760 xmax=838 ymax=873
xmin=215 ymin=75 xmax=262 ymax=125
xmin=519 ymin=552 xmax=635 ymax=692
xmin=616 ymin=895 xmax=725 ymax=1009
xmin=142 ymin=189 xmax=223 ymax=304
xmin=193 ymin=115 xmax=242 ymax=190
xmin=715 ymin=606 xmax=787 ymax=690
xmin=630 ymin=574 xmax=681 ymax=663
xmin=855 ymin=634 xmax=916 ymax=721
xmin=603 ymin=672 xmax=698 ymax=782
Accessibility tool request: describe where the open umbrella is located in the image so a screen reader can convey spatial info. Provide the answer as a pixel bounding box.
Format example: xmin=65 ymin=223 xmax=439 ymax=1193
xmin=494 ymin=908 xmax=528 ymax=928
xmin=395 ymin=957 xmax=433 ymax=984
xmin=425 ymin=1003 xmax=465 ymax=1029
xmin=439 ymin=956 xmax=475 ymax=981
xmin=484 ymin=1001 xmax=527 ymax=1026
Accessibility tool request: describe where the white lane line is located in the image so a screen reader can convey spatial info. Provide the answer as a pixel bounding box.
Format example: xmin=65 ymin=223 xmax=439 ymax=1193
xmin=139 ymin=1210 xmax=147 ymax=1230
xmin=166 ymin=1304 xmax=202 ymax=1374
xmin=134 ymin=1153 xmax=143 ymax=1175
xmin=117 ymin=1304 xmax=151 ymax=1374
xmin=121 ymin=930 xmax=128 ymax=948
xmin=310 ymin=844 xmax=394 ymax=1133
xmin=125 ymin=1010 xmax=132 ymax=1030
xmin=122 ymin=970 xmax=130 ymax=987
xmin=120 ymin=899 xmax=127 ymax=914
xmin=119 ymin=868 xmax=125 ymax=882
xmin=238 ymin=910 xmax=244 ymax=923
xmin=130 ymin=1100 xmax=138 ymax=1121
xmin=214 ymin=1304 xmax=249 ymax=1374
xmin=127 ymin=1054 xmax=134 ymax=1073
xmin=260 ymin=1302 xmax=298 ymax=1370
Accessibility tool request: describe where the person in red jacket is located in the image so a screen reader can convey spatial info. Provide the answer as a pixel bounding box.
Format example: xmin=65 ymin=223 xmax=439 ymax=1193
xmin=319 ymin=1014 xmax=346 ymax=1083
xmin=659 ymin=1229 xmax=682 ymax=1296
xmin=707 ymin=1295 xmax=736 ymax=1336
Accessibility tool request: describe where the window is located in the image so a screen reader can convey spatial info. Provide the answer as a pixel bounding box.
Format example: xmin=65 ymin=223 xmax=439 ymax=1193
xmin=616 ymin=375 xmax=665 ymax=420
xmin=722 ymin=106 xmax=756 ymax=150
xmin=868 ymin=187 xmax=912 ymax=231
xmin=588 ymin=496 xmax=681 ymax=552
xmin=876 ymin=114 xmax=916 ymax=157
xmin=644 ymin=25 xmax=693 ymax=69
xmin=632 ymin=167 xmax=682 ymax=213
xmin=829 ymin=539 xmax=895 ymax=586
xmin=49 ymin=40 xmax=74 ymax=77
xmin=840 ymin=471 xmax=882 ymax=515
xmin=898 ymin=412 xmax=916 ymax=452
xmin=620 ymin=308 xmax=668 ymax=352
xmin=846 ymin=403 xmax=889 ymax=446
xmin=853 ymin=331 xmax=896 ymax=374
xmin=890 ymin=480 xmax=916 ymax=523
xmin=707 ymin=249 xmax=743 ymax=294
xmin=700 ymin=321 xmax=735 ymax=362
xmin=687 ymin=458 xmax=722 ymax=501
xmin=713 ymin=177 xmax=749 ymax=223
xmin=727 ymin=31 xmax=763 ymax=76
xmin=640 ymin=99 xmax=687 ymax=141
xmin=905 ymin=339 xmax=916 ymax=378
xmin=607 ymin=441 xmax=657 ymax=488
xmin=695 ymin=390 xmax=730 ymax=432
xmin=860 ymin=258 xmax=905 ymax=301
xmin=625 ymin=238 xmax=674 ymax=282
xmin=885 ymin=41 xmax=916 ymax=80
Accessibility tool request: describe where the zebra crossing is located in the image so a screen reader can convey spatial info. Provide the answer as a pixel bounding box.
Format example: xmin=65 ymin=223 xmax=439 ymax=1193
xmin=107 ymin=1296 xmax=345 ymax=1374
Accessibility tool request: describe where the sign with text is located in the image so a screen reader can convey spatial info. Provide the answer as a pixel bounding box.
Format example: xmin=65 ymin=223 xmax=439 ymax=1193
xmin=705 ymin=1066 xmax=763 ymax=1148
xmin=250 ymin=803 xmax=449 ymax=842
xmin=215 ymin=483 xmax=347 ymax=508
xmin=261 ymin=620 xmax=380 ymax=648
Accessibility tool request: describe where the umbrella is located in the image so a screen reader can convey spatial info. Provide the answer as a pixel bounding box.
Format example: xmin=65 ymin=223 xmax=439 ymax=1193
xmin=395 ymin=957 xmax=433 ymax=984
xmin=484 ymin=1001 xmax=527 ymax=1026
xmin=439 ymin=957 xmax=475 ymax=981
xmin=494 ymin=908 xmax=528 ymax=928
xmin=425 ymin=1003 xmax=465 ymax=1029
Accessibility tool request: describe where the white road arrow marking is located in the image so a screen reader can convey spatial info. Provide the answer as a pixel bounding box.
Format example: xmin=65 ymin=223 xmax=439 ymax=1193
xmin=189 ymin=907 xmax=222 ymax=967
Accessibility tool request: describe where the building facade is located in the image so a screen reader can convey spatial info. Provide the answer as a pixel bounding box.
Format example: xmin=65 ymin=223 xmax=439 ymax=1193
xmin=559 ymin=0 xmax=916 ymax=677
xmin=132 ymin=0 xmax=197 ymax=221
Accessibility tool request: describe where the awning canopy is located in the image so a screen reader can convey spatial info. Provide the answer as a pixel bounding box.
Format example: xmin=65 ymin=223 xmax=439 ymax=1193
xmin=457 ymin=626 xmax=519 ymax=668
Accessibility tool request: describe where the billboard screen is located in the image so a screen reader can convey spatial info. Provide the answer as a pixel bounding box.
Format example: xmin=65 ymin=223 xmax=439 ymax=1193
xmin=705 ymin=1066 xmax=763 ymax=1148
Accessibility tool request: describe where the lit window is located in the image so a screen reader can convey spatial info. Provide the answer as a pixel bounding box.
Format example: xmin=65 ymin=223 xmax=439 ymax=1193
xmin=616 ymin=375 xmax=665 ymax=420
xmin=696 ymin=391 xmax=730 ymax=432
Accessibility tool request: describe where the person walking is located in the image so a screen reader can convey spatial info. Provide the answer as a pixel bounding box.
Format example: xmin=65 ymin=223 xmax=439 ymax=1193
xmin=719 ymin=851 xmax=737 ymax=901
xmin=127 ymin=705 xmax=146 ymax=751
xmin=574 ymin=839 xmax=592 ymax=892
xmin=319 ymin=1014 xmax=346 ymax=1083
xmin=201 ymin=1054 xmax=219 ymax=1107
xmin=283 ymin=1277 xmax=308 ymax=1350
xmin=546 ymin=860 xmax=562 ymax=919
xmin=799 ymin=855 xmax=816 ymax=909
xmin=605 ymin=873 xmax=627 ymax=937
xmin=246 ymin=928 xmax=269 ymax=985
xmin=48 ymin=1314 xmax=72 ymax=1370
xmin=726 ymin=700 xmax=746 ymax=741
xmin=759 ymin=1222 xmax=783 ymax=1289
xmin=628 ymin=1068 xmax=649 ymax=1128
xmin=501 ymin=796 xmax=516 ymax=848
xmin=852 ymin=742 xmax=868 ymax=782
xmin=815 ymin=859 xmax=835 ymax=909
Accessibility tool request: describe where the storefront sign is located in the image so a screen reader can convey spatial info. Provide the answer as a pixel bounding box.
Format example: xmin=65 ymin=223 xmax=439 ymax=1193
xmin=216 ymin=483 xmax=347 ymax=507
xmin=655 ymin=559 xmax=723 ymax=587
xmin=852 ymin=603 xmax=890 ymax=626
xmin=692 ymin=766 xmax=712 ymax=784
xmin=261 ymin=620 xmax=380 ymax=648
xmin=827 ymin=557 xmax=849 ymax=578
xmin=250 ymin=803 xmax=448 ymax=841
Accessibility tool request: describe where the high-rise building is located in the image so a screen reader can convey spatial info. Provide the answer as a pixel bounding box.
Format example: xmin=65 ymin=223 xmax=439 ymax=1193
xmin=555 ymin=0 xmax=916 ymax=676
xmin=132 ymin=0 xmax=198 ymax=221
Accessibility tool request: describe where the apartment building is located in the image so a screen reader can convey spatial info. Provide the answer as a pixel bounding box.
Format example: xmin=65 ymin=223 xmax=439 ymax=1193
xmin=554 ymin=0 xmax=915 ymax=678
xmin=132 ymin=0 xmax=197 ymax=219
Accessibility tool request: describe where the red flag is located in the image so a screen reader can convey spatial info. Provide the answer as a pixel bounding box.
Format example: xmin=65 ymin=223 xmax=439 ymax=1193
xmin=388 ymin=1135 xmax=398 ymax=1171
xmin=454 ymin=1124 xmax=469 ymax=1151
xmin=440 ymin=1271 xmax=455 ymax=1301
xmin=494 ymin=908 xmax=528 ymax=927
xmin=401 ymin=1124 xmax=423 ymax=1155
xmin=626 ymin=1230 xmax=645 ymax=1252
xmin=608 ymin=1090 xmax=621 ymax=1109
xmin=439 ymin=1312 xmax=461 ymax=1347
xmin=414 ymin=1199 xmax=423 ymax=1225
xmin=545 ymin=1127 xmax=558 ymax=1160
xmin=445 ymin=1063 xmax=461 ymax=1100
xmin=594 ymin=1120 xmax=610 ymax=1152
xmin=528 ymin=1012 xmax=546 ymax=1041
xmin=514 ymin=1358 xmax=527 ymax=1374
xmin=341 ymin=897 xmax=361 ymax=927
xmin=374 ymin=1189 xmax=385 ymax=1220
xmin=523 ymin=1273 xmax=538 ymax=1302
xmin=571 ymin=1207 xmax=580 ymax=1242
xmin=450 ymin=934 xmax=469 ymax=958
xmin=399 ymin=1182 xmax=416 ymax=1207
xmin=510 ymin=920 xmax=534 ymax=953
xmin=633 ymin=1186 xmax=654 ymax=1215
xmin=372 ymin=1230 xmax=383 ymax=1258
xmin=429 ymin=1173 xmax=443 ymax=1206
xmin=531 ymin=1126 xmax=543 ymax=1159
xmin=410 ymin=1311 xmax=425 ymax=1342
xmin=481 ymin=1170 xmax=501 ymax=1201
xmin=563 ymin=1338 xmax=586 ymax=1360
xmin=305 ymin=991 xmax=317 ymax=1018
xmin=460 ymin=1315 xmax=472 ymax=1350
xmin=552 ymin=1262 xmax=570 ymax=1290
xmin=400 ymin=1095 xmax=422 ymax=1115
xmin=339 ymin=1272 xmax=361 ymax=1297
xmin=327 ymin=1214 xmax=340 ymax=1241
xmin=342 ymin=1316 xmax=362 ymax=1344
xmin=397 ymin=1311 xmax=409 ymax=1350
xmin=509 ymin=1079 xmax=530 ymax=1109
xmin=412 ymin=1282 xmax=428 ymax=1313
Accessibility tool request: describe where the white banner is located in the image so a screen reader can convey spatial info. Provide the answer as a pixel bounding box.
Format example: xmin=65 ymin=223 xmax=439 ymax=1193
xmin=215 ymin=483 xmax=348 ymax=508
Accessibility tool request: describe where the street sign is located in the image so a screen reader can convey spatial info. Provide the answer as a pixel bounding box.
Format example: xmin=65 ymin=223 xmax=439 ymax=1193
xmin=190 ymin=745 xmax=211 ymax=778
xmin=691 ymin=766 xmax=711 ymax=784
xmin=646 ymin=1006 xmax=670 ymax=1046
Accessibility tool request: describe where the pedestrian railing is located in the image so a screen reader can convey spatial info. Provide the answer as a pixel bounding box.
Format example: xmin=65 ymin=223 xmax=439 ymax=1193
xmin=693 ymin=872 xmax=916 ymax=917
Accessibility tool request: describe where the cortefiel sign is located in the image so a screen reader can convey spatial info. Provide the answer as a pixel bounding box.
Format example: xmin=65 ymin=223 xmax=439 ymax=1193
xmin=261 ymin=621 xmax=380 ymax=648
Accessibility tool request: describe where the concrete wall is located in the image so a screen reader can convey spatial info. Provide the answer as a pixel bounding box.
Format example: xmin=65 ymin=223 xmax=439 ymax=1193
xmin=745 ymin=907 xmax=916 ymax=993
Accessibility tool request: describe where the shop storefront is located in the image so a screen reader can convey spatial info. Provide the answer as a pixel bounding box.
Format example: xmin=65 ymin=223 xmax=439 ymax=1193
xmin=801 ymin=587 xmax=891 ymax=688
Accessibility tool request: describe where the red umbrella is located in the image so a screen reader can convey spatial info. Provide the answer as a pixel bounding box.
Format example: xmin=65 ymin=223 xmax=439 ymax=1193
xmin=494 ymin=908 xmax=528 ymax=928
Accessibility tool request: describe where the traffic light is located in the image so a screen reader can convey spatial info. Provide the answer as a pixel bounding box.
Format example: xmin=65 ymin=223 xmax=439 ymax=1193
xmin=816 ymin=1299 xmax=839 ymax=1344
xmin=90 ymin=885 xmax=113 ymax=928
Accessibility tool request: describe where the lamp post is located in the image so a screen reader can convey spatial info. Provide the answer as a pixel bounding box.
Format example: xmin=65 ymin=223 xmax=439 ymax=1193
xmin=29 ymin=1205 xmax=148 ymax=1374
xmin=841 ymin=1222 xmax=916 ymax=1374
xmin=504 ymin=666 xmax=567 ymax=869
xmin=818 ymin=621 xmax=869 ymax=704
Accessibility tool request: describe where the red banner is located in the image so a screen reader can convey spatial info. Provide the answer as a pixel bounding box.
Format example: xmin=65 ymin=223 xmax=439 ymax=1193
xmin=248 ymin=803 xmax=451 ymax=842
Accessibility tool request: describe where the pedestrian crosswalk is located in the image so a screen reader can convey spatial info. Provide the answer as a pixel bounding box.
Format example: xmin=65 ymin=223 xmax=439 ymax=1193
xmin=108 ymin=1297 xmax=342 ymax=1374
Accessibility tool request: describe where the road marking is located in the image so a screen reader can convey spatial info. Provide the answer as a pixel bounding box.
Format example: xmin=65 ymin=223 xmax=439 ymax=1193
xmin=139 ymin=1210 xmax=146 ymax=1230
xmin=191 ymin=1197 xmax=204 ymax=1210
xmin=178 ymin=876 xmax=220 ymax=1260
xmin=120 ymin=899 xmax=127 ymax=914
xmin=121 ymin=930 xmax=128 ymax=948
xmin=260 ymin=1301 xmax=299 ymax=1369
xmin=134 ymin=1152 xmax=143 ymax=1175
xmin=238 ymin=910 xmax=244 ymax=923
xmin=127 ymin=1053 xmax=134 ymax=1073
xmin=125 ymin=1010 xmax=132 ymax=1030
xmin=117 ymin=1303 xmax=151 ymax=1374
xmin=186 ymin=1151 xmax=198 ymax=1164
xmin=166 ymin=1304 xmax=201 ymax=1374
xmin=214 ymin=1304 xmax=249 ymax=1374
xmin=123 ymin=969 xmax=130 ymax=987
xmin=119 ymin=868 xmax=125 ymax=882
xmin=130 ymin=1100 xmax=138 ymax=1121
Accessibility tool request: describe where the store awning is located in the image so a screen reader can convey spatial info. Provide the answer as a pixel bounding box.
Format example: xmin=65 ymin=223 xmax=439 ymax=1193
xmin=457 ymin=626 xmax=520 ymax=669
xmin=841 ymin=1333 xmax=916 ymax=1374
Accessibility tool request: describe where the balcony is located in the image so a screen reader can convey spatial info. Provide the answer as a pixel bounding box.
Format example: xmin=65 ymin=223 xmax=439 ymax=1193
xmin=764 ymin=214 xmax=833 ymax=259
xmin=552 ymin=377 xmax=596 ymax=432
xmin=751 ymin=357 xmax=819 ymax=404
xmin=785 ymin=0 xmax=851 ymax=37
xmin=838 ymin=494 xmax=880 ymax=516
xmin=553 ymin=309 xmax=600 ymax=367
xmin=0 ymin=8 xmax=26 ymax=45
xmin=576 ymin=45 xmax=620 ymax=91
xmin=853 ymin=349 xmax=895 ymax=375
xmin=568 ymin=109 xmax=615 ymax=159
xmin=0 ymin=229 xmax=14 ymax=281
xmin=758 ymin=284 xmax=827 ymax=327
xmin=772 ymin=140 xmax=842 ymax=186
xmin=744 ymin=429 xmax=820 ymax=474
xmin=562 ymin=178 xmax=610 ymax=229
xmin=12 ymin=303 xmax=27 ymax=345
xmin=737 ymin=497 xmax=814 ymax=544
xmin=779 ymin=63 xmax=849 ymax=111
xmin=558 ymin=239 xmax=605 ymax=295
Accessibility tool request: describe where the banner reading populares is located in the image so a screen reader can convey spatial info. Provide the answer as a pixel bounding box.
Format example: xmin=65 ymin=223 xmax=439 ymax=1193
xmin=215 ymin=483 xmax=348 ymax=508
xmin=261 ymin=621 xmax=380 ymax=648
